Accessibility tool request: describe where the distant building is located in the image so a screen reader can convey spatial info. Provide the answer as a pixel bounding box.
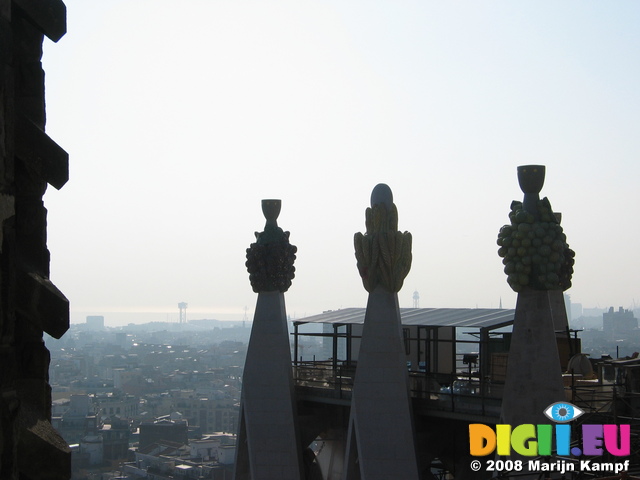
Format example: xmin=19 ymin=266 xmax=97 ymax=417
xmin=189 ymin=433 xmax=236 ymax=462
xmin=564 ymin=293 xmax=572 ymax=323
xmin=95 ymin=392 xmax=139 ymax=419
xmin=113 ymin=369 xmax=147 ymax=395
xmin=86 ymin=315 xmax=105 ymax=330
xmin=79 ymin=435 xmax=103 ymax=466
xmin=114 ymin=331 xmax=128 ymax=348
xmin=172 ymin=394 xmax=239 ymax=435
xmin=100 ymin=416 xmax=131 ymax=462
xmin=603 ymin=306 xmax=638 ymax=337
xmin=571 ymin=302 xmax=583 ymax=320
xmin=124 ymin=436 xmax=236 ymax=480
xmin=52 ymin=394 xmax=100 ymax=445
xmin=139 ymin=414 xmax=189 ymax=449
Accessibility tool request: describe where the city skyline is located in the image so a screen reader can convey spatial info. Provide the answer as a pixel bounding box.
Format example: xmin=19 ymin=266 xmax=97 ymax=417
xmin=41 ymin=1 xmax=640 ymax=324
xmin=67 ymin=302 xmax=635 ymax=328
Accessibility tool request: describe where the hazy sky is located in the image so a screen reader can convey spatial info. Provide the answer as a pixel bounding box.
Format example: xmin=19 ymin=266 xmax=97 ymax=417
xmin=42 ymin=1 xmax=640 ymax=325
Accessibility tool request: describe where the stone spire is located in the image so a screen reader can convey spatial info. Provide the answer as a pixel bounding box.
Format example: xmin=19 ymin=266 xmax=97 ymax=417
xmin=344 ymin=184 xmax=419 ymax=480
xmin=499 ymin=166 xmax=570 ymax=478
xmin=234 ymin=199 xmax=303 ymax=480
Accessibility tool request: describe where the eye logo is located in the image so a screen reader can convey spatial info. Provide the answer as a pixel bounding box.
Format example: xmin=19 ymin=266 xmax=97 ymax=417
xmin=544 ymin=402 xmax=584 ymax=423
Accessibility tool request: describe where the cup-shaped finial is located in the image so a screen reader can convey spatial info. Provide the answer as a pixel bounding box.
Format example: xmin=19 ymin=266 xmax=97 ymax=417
xmin=262 ymin=199 xmax=281 ymax=227
xmin=517 ymin=165 xmax=545 ymax=194
xmin=248 ymin=199 xmax=297 ymax=293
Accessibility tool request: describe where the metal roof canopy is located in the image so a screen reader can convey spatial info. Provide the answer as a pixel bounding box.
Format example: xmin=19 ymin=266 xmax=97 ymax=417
xmin=293 ymin=307 xmax=515 ymax=330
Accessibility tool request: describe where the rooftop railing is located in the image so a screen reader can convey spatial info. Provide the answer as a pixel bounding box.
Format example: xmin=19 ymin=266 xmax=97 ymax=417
xmin=293 ymin=358 xmax=640 ymax=424
xmin=293 ymin=361 xmax=354 ymax=401
xmin=292 ymin=360 xmax=504 ymax=419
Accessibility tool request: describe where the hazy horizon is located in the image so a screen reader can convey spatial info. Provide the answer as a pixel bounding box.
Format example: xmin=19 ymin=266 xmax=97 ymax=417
xmin=41 ymin=1 xmax=640 ymax=323
xmin=70 ymin=302 xmax=634 ymax=328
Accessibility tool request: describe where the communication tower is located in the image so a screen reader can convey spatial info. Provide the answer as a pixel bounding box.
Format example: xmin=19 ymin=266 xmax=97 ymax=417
xmin=178 ymin=302 xmax=188 ymax=324
xmin=413 ymin=290 xmax=420 ymax=308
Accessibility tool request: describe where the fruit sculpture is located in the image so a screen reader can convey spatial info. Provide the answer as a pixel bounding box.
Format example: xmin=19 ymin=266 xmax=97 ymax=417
xmin=246 ymin=200 xmax=297 ymax=293
xmin=497 ymin=197 xmax=575 ymax=292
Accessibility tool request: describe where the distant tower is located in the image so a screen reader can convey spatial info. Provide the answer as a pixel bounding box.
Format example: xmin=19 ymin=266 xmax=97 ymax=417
xmin=413 ymin=290 xmax=420 ymax=308
xmin=243 ymin=306 xmax=248 ymax=328
xmin=178 ymin=302 xmax=188 ymax=324
xmin=564 ymin=293 xmax=572 ymax=323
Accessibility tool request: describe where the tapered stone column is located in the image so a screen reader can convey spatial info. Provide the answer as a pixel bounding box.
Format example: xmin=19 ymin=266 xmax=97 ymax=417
xmin=234 ymin=200 xmax=303 ymax=480
xmin=497 ymin=166 xmax=576 ymax=478
xmin=498 ymin=166 xmax=574 ymax=425
xmin=501 ymin=289 xmax=566 ymax=426
xmin=344 ymin=184 xmax=419 ymax=480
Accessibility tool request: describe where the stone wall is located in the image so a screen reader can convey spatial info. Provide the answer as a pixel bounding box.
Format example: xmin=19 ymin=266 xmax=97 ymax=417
xmin=0 ymin=1 xmax=70 ymax=479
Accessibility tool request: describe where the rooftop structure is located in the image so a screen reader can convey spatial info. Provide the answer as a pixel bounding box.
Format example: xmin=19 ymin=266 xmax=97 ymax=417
xmin=296 ymin=307 xmax=514 ymax=329
xmin=124 ymin=436 xmax=236 ymax=480
xmin=292 ymin=307 xmax=515 ymax=421
xmin=139 ymin=414 xmax=189 ymax=449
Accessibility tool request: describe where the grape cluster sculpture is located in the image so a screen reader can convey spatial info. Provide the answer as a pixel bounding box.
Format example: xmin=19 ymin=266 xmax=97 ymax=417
xmin=497 ymin=197 xmax=575 ymax=292
xmin=246 ymin=200 xmax=297 ymax=293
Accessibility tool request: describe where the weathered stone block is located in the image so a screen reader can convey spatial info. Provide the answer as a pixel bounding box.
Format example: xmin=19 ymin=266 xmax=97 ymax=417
xmin=17 ymin=413 xmax=70 ymax=480
xmin=17 ymin=341 xmax=49 ymax=380
xmin=15 ymin=112 xmax=67 ymax=189
xmin=0 ymin=16 xmax=11 ymax=65
xmin=16 ymin=270 xmax=68 ymax=339
xmin=12 ymin=0 xmax=65 ymax=42
xmin=0 ymin=388 xmax=20 ymax=479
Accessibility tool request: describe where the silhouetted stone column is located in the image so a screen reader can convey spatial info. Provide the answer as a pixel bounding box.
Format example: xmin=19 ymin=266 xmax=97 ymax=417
xmin=1 ymin=3 xmax=71 ymax=480
xmin=234 ymin=199 xmax=303 ymax=480
xmin=502 ymin=289 xmax=567 ymax=419
xmin=497 ymin=166 xmax=575 ymax=478
xmin=344 ymin=184 xmax=419 ymax=480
